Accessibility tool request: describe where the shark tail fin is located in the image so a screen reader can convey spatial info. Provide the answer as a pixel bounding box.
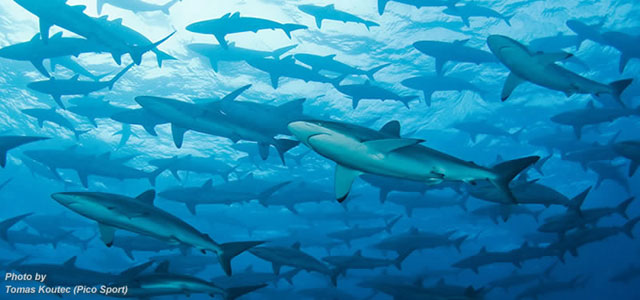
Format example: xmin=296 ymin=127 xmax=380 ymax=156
xmin=147 ymin=168 xmax=164 ymax=186
xmin=366 ymin=63 xmax=391 ymax=81
xmin=161 ymin=0 xmax=180 ymax=15
xmin=363 ymin=20 xmax=380 ymax=30
xmin=504 ymin=15 xmax=514 ymax=26
xmin=617 ymin=197 xmax=635 ymax=219
xmin=155 ymin=50 xmax=177 ymax=68
xmin=129 ymin=31 xmax=176 ymax=65
xmin=108 ymin=63 xmax=134 ymax=90
xmin=384 ymin=216 xmax=401 ymax=233
xmin=271 ymin=44 xmax=298 ymax=59
xmin=622 ymin=216 xmax=640 ymax=238
xmin=274 ymin=139 xmax=300 ymax=165
xmin=378 ymin=0 xmax=390 ymax=15
xmin=257 ymin=181 xmax=291 ymax=206
xmin=453 ymin=235 xmax=468 ymax=253
xmin=282 ymin=24 xmax=307 ymax=38
xmin=566 ymin=187 xmax=591 ymax=215
xmin=224 ymin=284 xmax=267 ymax=300
xmin=489 ymin=156 xmax=540 ymax=203
xmin=609 ymin=79 xmax=633 ymax=107
xmin=0 ymin=213 xmax=33 ymax=241
xmin=217 ymin=241 xmax=264 ymax=276
xmin=97 ymin=0 xmax=106 ymax=14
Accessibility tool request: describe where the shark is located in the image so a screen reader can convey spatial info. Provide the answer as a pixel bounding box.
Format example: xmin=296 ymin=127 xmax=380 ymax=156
xmin=67 ymin=96 xmax=126 ymax=127
xmin=323 ymin=250 xmax=401 ymax=284
xmin=149 ymin=154 xmax=236 ymax=182
xmin=257 ymin=182 xmax=335 ymax=214
xmin=469 ymin=177 xmax=572 ymax=207
xmin=0 ymin=136 xmax=49 ymax=168
xmin=246 ymin=56 xmax=342 ymax=89
xmin=443 ymin=3 xmax=512 ymax=27
xmin=452 ymin=119 xmax=522 ymax=143
xmin=326 ymin=216 xmax=401 ymax=247
xmin=377 ymin=0 xmax=459 ymax=15
xmin=288 ymin=119 xmax=539 ymax=202
xmin=452 ymin=246 xmax=523 ymax=273
xmin=413 ymin=39 xmax=497 ymax=75
xmin=0 ymin=32 xmax=108 ymax=77
xmin=249 ymin=242 xmax=335 ymax=285
xmin=488 ymin=263 xmax=556 ymax=292
xmin=0 ymin=213 xmax=33 ymax=241
xmin=188 ymin=42 xmax=297 ymax=72
xmin=113 ymin=124 xmax=137 ymax=148
xmin=22 ymin=107 xmax=87 ymax=139
xmin=10 ymin=256 xmax=153 ymax=287
xmin=612 ymin=140 xmax=640 ymax=176
xmin=601 ymin=31 xmax=640 ymax=73
xmin=588 ymin=161 xmax=631 ymax=192
xmin=298 ymin=4 xmax=378 ymax=30
xmin=401 ymin=75 xmax=487 ymax=106
xmin=293 ymin=53 xmax=389 ymax=80
xmin=471 ymin=204 xmax=542 ymax=224
xmin=49 ymin=56 xmax=110 ymax=82
xmin=14 ymin=0 xmax=175 ymax=64
xmin=550 ymin=101 xmax=640 ymax=139
xmin=110 ymin=108 xmax=167 ymax=136
xmin=372 ymin=227 xmax=468 ymax=264
xmin=97 ymin=0 xmax=181 ymax=15
xmin=186 ymin=12 xmax=307 ymax=49
xmin=529 ymin=32 xmax=584 ymax=52
xmin=610 ymin=265 xmax=640 ymax=283
xmin=51 ymin=190 xmax=263 ymax=276
xmin=135 ymin=86 xmax=299 ymax=162
xmin=515 ymin=276 xmax=588 ymax=300
xmin=26 ymin=63 xmax=134 ymax=108
xmin=333 ymin=80 xmax=418 ymax=109
xmin=386 ymin=192 xmax=468 ymax=217
xmin=486 ymin=34 xmax=633 ymax=104
xmin=212 ymin=265 xmax=300 ymax=289
xmin=566 ymin=19 xmax=606 ymax=45
xmin=112 ymin=235 xmax=188 ymax=260
xmin=112 ymin=261 xmax=266 ymax=300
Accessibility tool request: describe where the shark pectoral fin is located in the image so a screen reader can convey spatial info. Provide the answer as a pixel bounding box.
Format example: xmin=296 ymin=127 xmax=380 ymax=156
xmin=535 ymin=51 xmax=573 ymax=65
xmin=619 ymin=53 xmax=630 ymax=73
xmin=501 ymin=72 xmax=524 ymax=101
xmin=77 ymin=171 xmax=89 ymax=188
xmin=208 ymin=58 xmax=219 ymax=72
xmin=30 ymin=59 xmax=50 ymax=77
xmin=98 ymin=223 xmax=117 ymax=247
xmin=170 ymin=124 xmax=187 ymax=148
xmin=335 ymin=165 xmax=361 ymax=203
xmin=435 ymin=58 xmax=446 ymax=75
xmin=314 ymin=17 xmax=323 ymax=29
xmin=214 ymin=33 xmax=228 ymax=49
xmin=364 ymin=138 xmax=424 ymax=153
xmin=143 ymin=124 xmax=158 ymax=136
xmin=52 ymin=95 xmax=65 ymax=109
xmin=269 ymin=73 xmax=280 ymax=89
xmin=185 ymin=202 xmax=197 ymax=215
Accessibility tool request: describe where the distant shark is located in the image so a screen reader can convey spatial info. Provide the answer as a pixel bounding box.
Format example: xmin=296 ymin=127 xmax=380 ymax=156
xmin=97 ymin=0 xmax=181 ymax=15
xmin=298 ymin=4 xmax=378 ymax=30
xmin=22 ymin=107 xmax=87 ymax=139
xmin=413 ymin=39 xmax=497 ymax=75
xmin=0 ymin=136 xmax=49 ymax=168
xmin=288 ymin=120 xmax=538 ymax=202
xmin=550 ymin=101 xmax=640 ymax=139
xmin=294 ymin=53 xmax=389 ymax=80
xmin=487 ymin=35 xmax=632 ymax=105
xmin=333 ymin=80 xmax=418 ymax=109
xmin=401 ymin=75 xmax=487 ymax=106
xmin=188 ymin=42 xmax=296 ymax=72
xmin=27 ymin=63 xmax=134 ymax=108
xmin=51 ymin=190 xmax=263 ymax=276
xmin=377 ymin=0 xmax=459 ymax=15
xmin=186 ymin=12 xmax=307 ymax=49
xmin=443 ymin=3 xmax=512 ymax=27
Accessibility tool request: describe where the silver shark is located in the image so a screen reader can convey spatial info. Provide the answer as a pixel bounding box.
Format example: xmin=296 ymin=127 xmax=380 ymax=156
xmin=298 ymin=4 xmax=378 ymax=30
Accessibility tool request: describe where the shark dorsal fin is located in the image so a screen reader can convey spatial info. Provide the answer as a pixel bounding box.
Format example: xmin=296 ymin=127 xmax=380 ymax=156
xmin=379 ymin=120 xmax=401 ymax=137
xmin=291 ymin=242 xmax=301 ymax=250
xmin=454 ymin=39 xmax=470 ymax=45
xmin=221 ymin=13 xmax=231 ymax=18
xmin=31 ymin=33 xmax=41 ymax=41
xmin=325 ymin=4 xmax=334 ymax=9
xmin=51 ymin=32 xmax=63 ymax=39
xmin=325 ymin=54 xmax=337 ymax=59
xmin=155 ymin=261 xmax=170 ymax=273
xmin=113 ymin=18 xmax=123 ymax=25
xmin=72 ymin=5 xmax=86 ymax=12
xmin=202 ymin=179 xmax=213 ymax=189
xmin=70 ymin=74 xmax=80 ymax=81
xmin=354 ymin=250 xmax=362 ymax=256
xmin=63 ymin=256 xmax=77 ymax=267
xmin=135 ymin=190 xmax=155 ymax=205
xmin=479 ymin=246 xmax=487 ymax=254
xmin=231 ymin=12 xmax=240 ymax=18
xmin=586 ymin=101 xmax=594 ymax=109
xmin=98 ymin=16 xmax=108 ymax=20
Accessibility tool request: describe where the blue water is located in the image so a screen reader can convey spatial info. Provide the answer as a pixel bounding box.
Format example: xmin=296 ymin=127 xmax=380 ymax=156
xmin=0 ymin=0 xmax=639 ymax=299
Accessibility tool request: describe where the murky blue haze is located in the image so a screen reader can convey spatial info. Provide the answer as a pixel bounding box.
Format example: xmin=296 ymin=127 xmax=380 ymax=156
xmin=0 ymin=0 xmax=638 ymax=299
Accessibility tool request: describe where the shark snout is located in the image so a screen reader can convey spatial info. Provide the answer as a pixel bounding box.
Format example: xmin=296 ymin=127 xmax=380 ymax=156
xmin=51 ymin=192 xmax=76 ymax=205
xmin=486 ymin=35 xmax=514 ymax=54
xmin=288 ymin=121 xmax=317 ymax=141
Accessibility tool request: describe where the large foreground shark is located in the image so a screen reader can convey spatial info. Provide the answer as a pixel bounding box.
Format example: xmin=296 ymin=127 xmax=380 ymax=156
xmin=487 ymin=35 xmax=632 ymax=104
xmin=51 ymin=190 xmax=263 ymax=276
xmin=288 ymin=120 xmax=538 ymax=202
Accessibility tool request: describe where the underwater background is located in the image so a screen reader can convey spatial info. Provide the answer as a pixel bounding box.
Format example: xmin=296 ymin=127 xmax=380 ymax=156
xmin=0 ymin=0 xmax=639 ymax=299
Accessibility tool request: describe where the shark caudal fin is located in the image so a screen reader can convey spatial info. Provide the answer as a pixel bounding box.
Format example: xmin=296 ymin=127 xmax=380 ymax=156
xmin=617 ymin=197 xmax=635 ymax=219
xmin=217 ymin=241 xmax=264 ymax=276
xmin=282 ymin=24 xmax=307 ymax=38
xmin=107 ymin=63 xmax=134 ymax=90
xmin=622 ymin=216 xmax=640 ymax=238
xmin=154 ymin=50 xmax=177 ymax=68
xmin=274 ymin=139 xmax=300 ymax=165
xmin=119 ymin=261 xmax=154 ymax=278
xmin=609 ymin=79 xmax=633 ymax=107
xmin=224 ymin=284 xmax=267 ymax=300
xmin=489 ymin=156 xmax=540 ymax=203
xmin=147 ymin=168 xmax=164 ymax=186
xmin=129 ymin=31 xmax=176 ymax=65
xmin=366 ymin=63 xmax=391 ymax=81
xmin=0 ymin=213 xmax=32 ymax=241
xmin=503 ymin=15 xmax=514 ymax=26
xmin=161 ymin=0 xmax=181 ymax=15
xmin=271 ymin=44 xmax=298 ymax=59
xmin=97 ymin=0 xmax=107 ymax=14
xmin=257 ymin=181 xmax=292 ymax=206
